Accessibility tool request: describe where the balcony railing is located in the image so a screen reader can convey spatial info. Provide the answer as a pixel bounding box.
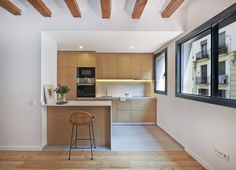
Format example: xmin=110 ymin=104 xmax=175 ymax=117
xmin=194 ymin=76 xmax=210 ymax=85
xmin=195 ymin=50 xmax=210 ymax=60
xmin=219 ymin=74 xmax=228 ymax=85
xmin=219 ymin=46 xmax=228 ymax=55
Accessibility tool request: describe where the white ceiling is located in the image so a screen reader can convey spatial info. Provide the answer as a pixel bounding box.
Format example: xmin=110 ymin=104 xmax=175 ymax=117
xmin=46 ymin=30 xmax=183 ymax=53
xmin=5 ymin=0 xmax=189 ymax=53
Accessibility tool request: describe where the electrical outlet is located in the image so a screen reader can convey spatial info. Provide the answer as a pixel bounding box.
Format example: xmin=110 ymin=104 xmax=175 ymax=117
xmin=214 ymin=148 xmax=230 ymax=162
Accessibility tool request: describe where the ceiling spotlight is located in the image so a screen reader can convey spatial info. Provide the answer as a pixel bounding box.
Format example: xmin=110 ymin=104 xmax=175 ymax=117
xmin=79 ymin=45 xmax=83 ymax=49
xmin=130 ymin=45 xmax=134 ymax=49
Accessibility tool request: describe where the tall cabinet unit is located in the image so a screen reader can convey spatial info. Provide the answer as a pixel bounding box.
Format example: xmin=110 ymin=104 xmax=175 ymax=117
xmin=57 ymin=52 xmax=77 ymax=100
xmin=57 ymin=51 xmax=97 ymax=100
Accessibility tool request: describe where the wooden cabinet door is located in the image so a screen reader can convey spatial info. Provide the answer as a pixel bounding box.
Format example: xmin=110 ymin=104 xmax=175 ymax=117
xmin=117 ymin=54 xmax=130 ymax=79
xmin=76 ymin=52 xmax=96 ymax=67
xmin=142 ymin=54 xmax=153 ymax=80
xmin=131 ymin=111 xmax=155 ymax=122
xmin=58 ymin=51 xmax=77 ymax=67
xmin=102 ymin=54 xmax=118 ymax=79
xmin=112 ymin=100 xmax=117 ymax=122
xmin=117 ymin=111 xmax=131 ymax=122
xmin=116 ymin=100 xmax=131 ymax=122
xmin=130 ymin=99 xmax=156 ymax=123
xmin=130 ymin=54 xmax=143 ymax=79
xmin=57 ymin=52 xmax=77 ymax=100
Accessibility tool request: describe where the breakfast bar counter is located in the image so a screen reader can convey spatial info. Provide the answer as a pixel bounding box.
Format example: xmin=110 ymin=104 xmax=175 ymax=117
xmin=42 ymin=101 xmax=112 ymax=149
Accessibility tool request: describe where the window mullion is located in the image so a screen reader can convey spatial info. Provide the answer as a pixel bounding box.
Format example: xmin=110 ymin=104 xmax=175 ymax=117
xmin=211 ymin=25 xmax=219 ymax=98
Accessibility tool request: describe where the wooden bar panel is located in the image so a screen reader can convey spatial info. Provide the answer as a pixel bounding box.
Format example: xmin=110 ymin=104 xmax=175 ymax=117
xmin=47 ymin=106 xmax=111 ymax=146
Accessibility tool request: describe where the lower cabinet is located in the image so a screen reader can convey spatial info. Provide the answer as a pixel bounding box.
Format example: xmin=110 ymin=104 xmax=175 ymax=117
xmin=113 ymin=98 xmax=156 ymax=123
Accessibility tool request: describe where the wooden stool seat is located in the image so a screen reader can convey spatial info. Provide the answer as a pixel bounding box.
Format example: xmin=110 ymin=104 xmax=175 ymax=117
xmin=68 ymin=111 xmax=96 ymax=160
xmin=70 ymin=112 xmax=94 ymax=125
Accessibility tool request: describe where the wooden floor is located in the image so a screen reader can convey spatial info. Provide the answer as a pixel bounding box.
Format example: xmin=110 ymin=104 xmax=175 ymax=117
xmin=0 ymin=151 xmax=205 ymax=170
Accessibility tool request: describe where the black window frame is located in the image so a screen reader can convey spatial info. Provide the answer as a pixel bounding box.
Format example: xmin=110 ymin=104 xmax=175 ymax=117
xmin=176 ymin=3 xmax=236 ymax=108
xmin=154 ymin=48 xmax=168 ymax=95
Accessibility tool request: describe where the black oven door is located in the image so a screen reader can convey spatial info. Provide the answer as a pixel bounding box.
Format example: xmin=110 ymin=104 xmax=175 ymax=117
xmin=77 ymin=84 xmax=95 ymax=97
xmin=77 ymin=67 xmax=95 ymax=78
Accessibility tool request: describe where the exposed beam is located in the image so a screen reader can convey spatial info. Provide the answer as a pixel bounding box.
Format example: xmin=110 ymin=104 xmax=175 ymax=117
xmin=132 ymin=0 xmax=148 ymax=19
xmin=64 ymin=0 xmax=81 ymax=17
xmin=161 ymin=0 xmax=184 ymax=18
xmin=27 ymin=0 xmax=51 ymax=17
xmin=100 ymin=0 xmax=110 ymax=19
xmin=0 ymin=0 xmax=21 ymax=15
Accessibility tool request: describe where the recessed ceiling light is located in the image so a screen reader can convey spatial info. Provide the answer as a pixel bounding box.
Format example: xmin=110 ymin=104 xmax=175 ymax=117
xmin=130 ymin=45 xmax=134 ymax=49
xmin=79 ymin=45 xmax=83 ymax=49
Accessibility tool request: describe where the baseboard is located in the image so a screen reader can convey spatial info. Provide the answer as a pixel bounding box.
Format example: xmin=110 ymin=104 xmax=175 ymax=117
xmin=112 ymin=122 xmax=156 ymax=126
xmin=156 ymin=122 xmax=212 ymax=170
xmin=185 ymin=147 xmax=213 ymax=170
xmin=0 ymin=146 xmax=42 ymax=151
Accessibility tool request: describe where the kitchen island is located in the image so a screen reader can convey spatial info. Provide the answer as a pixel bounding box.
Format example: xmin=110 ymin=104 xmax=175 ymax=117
xmin=42 ymin=101 xmax=112 ymax=149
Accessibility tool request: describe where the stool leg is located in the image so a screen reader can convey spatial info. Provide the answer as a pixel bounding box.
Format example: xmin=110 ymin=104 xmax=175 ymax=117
xmin=88 ymin=124 xmax=93 ymax=160
xmin=91 ymin=123 xmax=96 ymax=148
xmin=75 ymin=125 xmax=78 ymax=148
xmin=68 ymin=124 xmax=74 ymax=160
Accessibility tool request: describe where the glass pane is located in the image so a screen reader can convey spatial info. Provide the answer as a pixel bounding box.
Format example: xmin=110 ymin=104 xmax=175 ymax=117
xmin=155 ymin=51 xmax=166 ymax=91
xmin=218 ymin=14 xmax=236 ymax=99
xmin=181 ymin=29 xmax=211 ymax=96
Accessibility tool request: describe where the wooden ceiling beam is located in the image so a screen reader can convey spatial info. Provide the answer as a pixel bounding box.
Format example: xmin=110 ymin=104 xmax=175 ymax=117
xmin=161 ymin=0 xmax=184 ymax=18
xmin=64 ymin=0 xmax=81 ymax=17
xmin=0 ymin=0 xmax=21 ymax=15
xmin=100 ymin=0 xmax=111 ymax=19
xmin=27 ymin=0 xmax=51 ymax=17
xmin=132 ymin=0 xmax=148 ymax=19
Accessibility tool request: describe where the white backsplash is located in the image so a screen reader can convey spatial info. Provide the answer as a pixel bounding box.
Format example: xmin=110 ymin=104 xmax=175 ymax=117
xmin=96 ymin=82 xmax=145 ymax=97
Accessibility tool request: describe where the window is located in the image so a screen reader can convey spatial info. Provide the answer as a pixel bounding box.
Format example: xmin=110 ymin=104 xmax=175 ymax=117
xmin=154 ymin=48 xmax=167 ymax=95
xmin=176 ymin=4 xmax=236 ymax=108
xmin=219 ymin=89 xmax=226 ymax=98
xmin=198 ymin=89 xmax=209 ymax=96
xmin=218 ymin=61 xmax=226 ymax=75
xmin=180 ymin=29 xmax=211 ymax=96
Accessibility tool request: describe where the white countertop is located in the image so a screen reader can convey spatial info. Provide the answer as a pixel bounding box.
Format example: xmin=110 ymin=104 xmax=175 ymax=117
xmin=42 ymin=100 xmax=112 ymax=107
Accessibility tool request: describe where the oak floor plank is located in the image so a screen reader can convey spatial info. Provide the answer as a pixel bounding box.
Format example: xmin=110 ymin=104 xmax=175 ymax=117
xmin=0 ymin=151 xmax=205 ymax=170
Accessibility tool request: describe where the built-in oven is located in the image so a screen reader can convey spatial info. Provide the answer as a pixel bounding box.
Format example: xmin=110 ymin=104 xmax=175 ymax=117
xmin=77 ymin=67 xmax=96 ymax=98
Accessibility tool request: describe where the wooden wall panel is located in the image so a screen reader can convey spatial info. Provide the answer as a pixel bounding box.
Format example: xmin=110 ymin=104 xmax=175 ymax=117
xmin=47 ymin=106 xmax=111 ymax=146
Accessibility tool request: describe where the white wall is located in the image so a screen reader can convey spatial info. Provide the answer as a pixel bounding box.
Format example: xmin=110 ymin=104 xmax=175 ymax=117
xmin=41 ymin=32 xmax=57 ymax=103
xmin=156 ymin=1 xmax=236 ymax=169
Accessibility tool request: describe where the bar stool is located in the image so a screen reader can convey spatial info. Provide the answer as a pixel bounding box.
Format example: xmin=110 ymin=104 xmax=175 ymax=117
xmin=68 ymin=111 xmax=96 ymax=160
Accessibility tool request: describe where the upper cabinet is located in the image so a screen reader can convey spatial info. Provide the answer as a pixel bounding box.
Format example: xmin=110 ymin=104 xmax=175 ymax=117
xmin=58 ymin=51 xmax=153 ymax=82
xmin=96 ymin=53 xmax=153 ymax=80
xmin=76 ymin=52 xmax=96 ymax=67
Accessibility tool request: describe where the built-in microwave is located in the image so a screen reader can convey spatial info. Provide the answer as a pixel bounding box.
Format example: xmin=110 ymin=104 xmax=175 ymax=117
xmin=77 ymin=67 xmax=96 ymax=97
xmin=77 ymin=67 xmax=95 ymax=78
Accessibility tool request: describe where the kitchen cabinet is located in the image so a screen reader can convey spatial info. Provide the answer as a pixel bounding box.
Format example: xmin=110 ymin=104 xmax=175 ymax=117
xmin=130 ymin=99 xmax=156 ymax=122
xmin=112 ymin=98 xmax=156 ymax=123
xmin=57 ymin=52 xmax=77 ymax=100
xmin=97 ymin=54 xmax=118 ymax=79
xmin=116 ymin=100 xmax=131 ymax=122
xmin=76 ymin=52 xmax=96 ymax=67
xmin=130 ymin=54 xmax=143 ymax=79
xmin=96 ymin=53 xmax=153 ymax=79
xmin=57 ymin=51 xmax=97 ymax=100
xmin=117 ymin=55 xmax=130 ymax=79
